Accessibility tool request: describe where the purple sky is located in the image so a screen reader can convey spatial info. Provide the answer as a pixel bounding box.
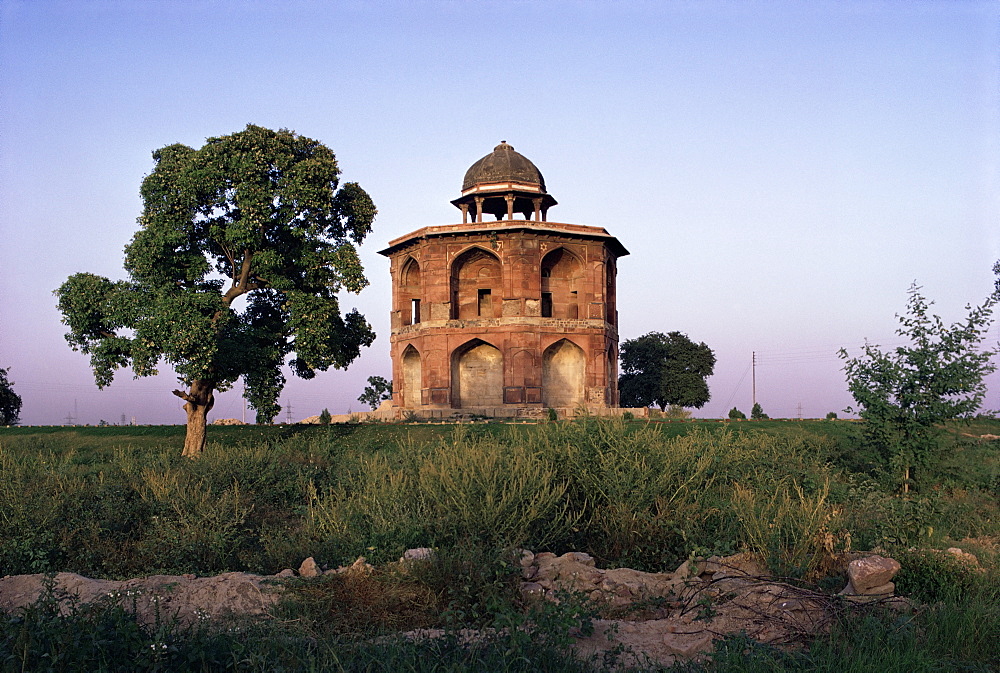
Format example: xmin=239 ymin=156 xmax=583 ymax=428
xmin=2 ymin=0 xmax=998 ymax=425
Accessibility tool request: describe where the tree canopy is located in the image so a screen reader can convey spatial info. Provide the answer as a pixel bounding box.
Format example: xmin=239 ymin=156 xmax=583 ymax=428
xmin=839 ymin=282 xmax=998 ymax=492
xmin=0 ymin=367 xmax=22 ymax=425
xmin=618 ymin=331 xmax=716 ymax=411
xmin=56 ymin=125 xmax=376 ymax=456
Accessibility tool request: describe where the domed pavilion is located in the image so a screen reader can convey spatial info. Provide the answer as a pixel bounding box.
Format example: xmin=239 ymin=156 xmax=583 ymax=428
xmin=378 ymin=142 xmax=628 ymax=417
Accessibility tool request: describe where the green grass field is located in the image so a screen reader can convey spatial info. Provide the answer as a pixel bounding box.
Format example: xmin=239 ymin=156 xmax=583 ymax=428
xmin=2 ymin=418 xmax=998 ymax=671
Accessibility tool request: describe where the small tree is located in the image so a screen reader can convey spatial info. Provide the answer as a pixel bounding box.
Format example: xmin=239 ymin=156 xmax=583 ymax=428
xmin=750 ymin=402 xmax=769 ymax=420
xmin=319 ymin=408 xmax=332 ymax=425
xmin=56 ymin=125 xmax=377 ymax=457
xmin=358 ymin=375 xmax=392 ymax=410
xmin=825 ymin=412 xmax=838 ymax=420
xmin=618 ymin=331 xmax=716 ymax=411
xmin=664 ymin=404 xmax=692 ymax=419
xmin=0 ymin=367 xmax=22 ymax=425
xmin=839 ymin=282 xmax=997 ymax=492
xmin=728 ymin=407 xmax=746 ymax=420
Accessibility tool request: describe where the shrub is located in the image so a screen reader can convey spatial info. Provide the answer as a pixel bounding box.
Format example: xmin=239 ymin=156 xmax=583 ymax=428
xmin=319 ymin=408 xmax=332 ymax=425
xmin=826 ymin=412 xmax=838 ymax=420
xmin=892 ymin=547 xmax=985 ymax=602
xmin=728 ymin=407 xmax=746 ymax=420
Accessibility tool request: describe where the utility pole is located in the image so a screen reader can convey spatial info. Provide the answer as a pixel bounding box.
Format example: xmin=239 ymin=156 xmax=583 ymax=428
xmin=285 ymin=400 xmax=293 ymax=424
xmin=751 ymin=352 xmax=756 ymax=407
xmin=797 ymin=402 xmax=803 ymax=420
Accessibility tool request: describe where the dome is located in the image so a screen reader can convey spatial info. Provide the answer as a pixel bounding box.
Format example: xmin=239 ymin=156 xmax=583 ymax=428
xmin=461 ymin=141 xmax=547 ymax=193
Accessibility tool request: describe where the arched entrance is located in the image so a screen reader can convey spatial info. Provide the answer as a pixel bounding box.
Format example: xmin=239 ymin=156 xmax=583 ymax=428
xmin=542 ymin=339 xmax=585 ymax=408
xmin=401 ymin=345 xmax=421 ymax=408
xmin=451 ymin=339 xmax=503 ymax=408
xmin=450 ymin=247 xmax=501 ymax=320
xmin=540 ymin=248 xmax=582 ymax=319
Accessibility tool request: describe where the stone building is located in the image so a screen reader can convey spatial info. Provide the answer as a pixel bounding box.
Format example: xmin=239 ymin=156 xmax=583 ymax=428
xmin=379 ymin=142 xmax=628 ymax=417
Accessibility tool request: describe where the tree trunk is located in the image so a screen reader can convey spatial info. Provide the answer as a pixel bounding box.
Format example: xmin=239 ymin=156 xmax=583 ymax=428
xmin=174 ymin=380 xmax=215 ymax=459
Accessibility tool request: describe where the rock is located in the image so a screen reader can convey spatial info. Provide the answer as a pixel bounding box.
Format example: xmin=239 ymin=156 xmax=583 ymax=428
xmin=517 ymin=549 xmax=535 ymax=567
xmin=672 ymin=559 xmax=705 ymax=579
xmin=298 ymin=557 xmax=320 ymax=578
xmin=520 ymin=582 xmax=544 ymax=599
xmin=401 ymin=548 xmax=434 ymax=563
xmin=705 ymin=552 xmax=766 ymax=579
xmin=338 ymin=556 xmax=374 ymax=576
xmin=564 ymin=551 xmax=596 ymax=567
xmin=846 ymin=555 xmax=900 ymax=593
xmin=275 ymin=569 xmax=295 ymax=578
xmin=946 ymin=547 xmax=980 ymax=567
xmin=859 ymin=581 xmax=894 ymax=596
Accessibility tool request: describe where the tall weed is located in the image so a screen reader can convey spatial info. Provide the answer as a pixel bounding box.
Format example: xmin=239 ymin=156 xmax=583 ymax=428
xmin=732 ymin=478 xmax=833 ymax=578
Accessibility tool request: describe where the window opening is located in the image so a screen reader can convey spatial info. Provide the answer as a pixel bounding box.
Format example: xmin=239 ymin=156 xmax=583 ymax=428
xmin=411 ymin=298 xmax=421 ymax=324
xmin=477 ymin=289 xmax=492 ymax=317
xmin=541 ymin=292 xmax=553 ymax=318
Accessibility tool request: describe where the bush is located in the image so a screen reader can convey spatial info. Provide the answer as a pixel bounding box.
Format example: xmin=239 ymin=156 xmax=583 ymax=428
xmin=319 ymin=408 xmax=332 ymax=425
xmin=892 ymin=547 xmax=985 ymax=602
xmin=728 ymin=407 xmax=746 ymax=420
xmin=826 ymin=412 xmax=838 ymax=420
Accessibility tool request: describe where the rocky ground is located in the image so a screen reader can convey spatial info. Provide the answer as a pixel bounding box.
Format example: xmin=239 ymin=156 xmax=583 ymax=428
xmin=0 ymin=549 xmax=927 ymax=669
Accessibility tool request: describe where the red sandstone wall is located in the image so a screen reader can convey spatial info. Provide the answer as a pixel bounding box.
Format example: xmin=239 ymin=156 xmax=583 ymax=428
xmin=383 ymin=222 xmax=623 ymax=411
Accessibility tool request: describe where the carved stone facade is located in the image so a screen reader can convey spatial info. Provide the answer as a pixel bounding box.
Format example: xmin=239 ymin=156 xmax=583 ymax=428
xmin=379 ymin=142 xmax=628 ymax=416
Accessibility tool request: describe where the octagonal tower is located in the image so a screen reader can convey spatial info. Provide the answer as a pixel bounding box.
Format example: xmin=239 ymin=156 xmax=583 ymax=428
xmin=378 ymin=142 xmax=628 ymax=417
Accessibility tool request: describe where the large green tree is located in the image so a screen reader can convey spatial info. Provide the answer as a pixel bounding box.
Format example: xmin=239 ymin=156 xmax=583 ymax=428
xmin=0 ymin=367 xmax=22 ymax=425
xmin=56 ymin=125 xmax=377 ymax=457
xmin=839 ymin=282 xmax=998 ymax=492
xmin=618 ymin=331 xmax=716 ymax=411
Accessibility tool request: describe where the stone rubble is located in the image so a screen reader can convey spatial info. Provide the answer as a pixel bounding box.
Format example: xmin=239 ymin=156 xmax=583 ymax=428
xmin=518 ymin=549 xmax=904 ymax=668
xmin=0 ymin=546 xmax=916 ymax=669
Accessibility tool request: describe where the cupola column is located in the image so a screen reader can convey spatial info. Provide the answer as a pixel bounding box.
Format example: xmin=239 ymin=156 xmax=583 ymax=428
xmin=460 ymin=203 xmax=469 ymax=224
xmin=474 ymin=196 xmax=484 ymax=223
xmin=505 ymin=194 xmax=515 ymax=220
xmin=532 ymin=198 xmax=542 ymax=222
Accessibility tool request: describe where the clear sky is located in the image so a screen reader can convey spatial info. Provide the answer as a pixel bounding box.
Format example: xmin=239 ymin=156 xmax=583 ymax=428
xmin=1 ymin=0 xmax=998 ymax=425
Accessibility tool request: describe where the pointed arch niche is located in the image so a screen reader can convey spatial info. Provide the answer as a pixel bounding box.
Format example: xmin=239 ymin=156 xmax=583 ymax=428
xmin=540 ymin=248 xmax=582 ymax=319
xmin=542 ymin=339 xmax=585 ymax=408
xmin=451 ymin=247 xmax=501 ymax=320
xmin=401 ymin=344 xmax=422 ymax=408
xmin=400 ymin=257 xmax=422 ymax=325
xmin=451 ymin=339 xmax=503 ymax=408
